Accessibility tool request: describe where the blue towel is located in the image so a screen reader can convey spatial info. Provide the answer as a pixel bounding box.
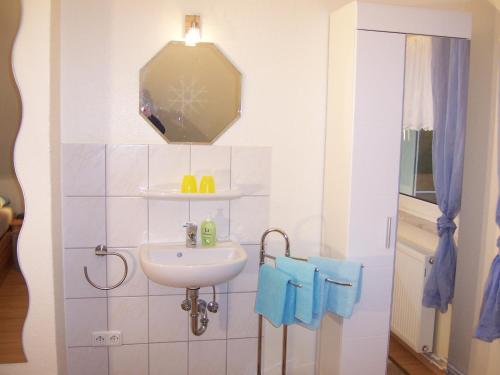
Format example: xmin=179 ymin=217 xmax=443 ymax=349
xmin=282 ymin=280 xmax=297 ymax=326
xmin=309 ymin=256 xmax=363 ymax=318
xmin=255 ymin=264 xmax=296 ymax=327
xmin=276 ymin=256 xmax=317 ymax=324
xmin=296 ymin=271 xmax=328 ymax=330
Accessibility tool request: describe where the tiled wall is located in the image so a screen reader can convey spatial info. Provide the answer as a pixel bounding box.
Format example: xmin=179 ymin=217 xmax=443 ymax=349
xmin=62 ymin=144 xmax=271 ymax=375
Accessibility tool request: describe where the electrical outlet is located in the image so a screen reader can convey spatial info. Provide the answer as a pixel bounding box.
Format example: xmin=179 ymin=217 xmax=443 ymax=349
xmin=92 ymin=330 xmax=122 ymax=346
xmin=107 ymin=331 xmax=122 ymax=346
xmin=92 ymin=331 xmax=107 ymax=346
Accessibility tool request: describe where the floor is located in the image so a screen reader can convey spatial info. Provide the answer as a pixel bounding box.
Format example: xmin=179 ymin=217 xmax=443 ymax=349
xmin=0 ymin=264 xmax=28 ymax=363
xmin=388 ymin=359 xmax=408 ymax=375
xmin=388 ymin=335 xmax=445 ymax=375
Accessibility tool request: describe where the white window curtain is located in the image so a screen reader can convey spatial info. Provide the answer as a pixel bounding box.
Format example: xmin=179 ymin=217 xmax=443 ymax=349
xmin=403 ymin=35 xmax=434 ymax=132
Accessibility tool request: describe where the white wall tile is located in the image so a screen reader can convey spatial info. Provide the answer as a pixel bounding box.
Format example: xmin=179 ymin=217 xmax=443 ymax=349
xmin=227 ymin=338 xmax=258 ymax=375
xmin=149 ymin=144 xmax=190 ymax=189
xmin=189 ymin=201 xmax=230 ymax=241
xmin=63 ymin=197 xmax=106 ymax=248
xmin=200 ymin=283 xmax=227 ymax=294
xmin=107 ymin=248 xmax=148 ymax=297
xmin=230 ymin=196 xmax=270 ymax=244
xmin=106 ymin=144 xmax=148 ymax=196
xmin=191 ymin=146 xmax=231 ymax=190
xmin=64 ymin=249 xmax=106 ymax=298
xmin=65 ymin=298 xmax=107 ymax=347
xmin=107 ymin=197 xmax=147 ymax=247
xmin=149 ymin=295 xmax=188 ymax=342
xmin=189 ymin=293 xmax=227 ymax=341
xmin=148 ymin=200 xmax=189 ymax=243
xmin=188 ymin=340 xmax=226 ymax=375
xmin=63 ymin=141 xmax=274 ymax=375
xmin=228 ymin=292 xmax=258 ymax=339
xmin=231 ymin=147 xmax=271 ymax=195
xmin=67 ymin=347 xmax=108 ymax=375
xmin=109 ymin=344 xmax=148 ymax=375
xmin=228 ymin=245 xmax=259 ymax=292
xmin=148 ymin=281 xmax=185 ymax=296
xmin=108 ymin=296 xmax=148 ymax=344
xmin=63 ymin=144 xmax=105 ymax=197
xmin=149 ymin=342 xmax=188 ymax=375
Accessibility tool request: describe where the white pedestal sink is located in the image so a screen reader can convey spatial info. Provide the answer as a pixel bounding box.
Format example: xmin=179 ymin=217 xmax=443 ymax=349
xmin=139 ymin=241 xmax=248 ymax=288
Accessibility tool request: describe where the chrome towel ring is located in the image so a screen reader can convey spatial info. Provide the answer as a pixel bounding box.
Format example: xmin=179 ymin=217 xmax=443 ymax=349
xmin=84 ymin=245 xmax=128 ymax=290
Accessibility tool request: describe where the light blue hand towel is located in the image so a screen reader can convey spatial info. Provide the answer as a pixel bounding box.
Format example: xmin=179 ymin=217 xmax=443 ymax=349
xmin=276 ymin=256 xmax=317 ymax=324
xmin=309 ymin=256 xmax=363 ymax=318
xmin=282 ymin=280 xmax=297 ymax=326
xmin=255 ymin=264 xmax=296 ymax=327
xmin=296 ymin=271 xmax=328 ymax=330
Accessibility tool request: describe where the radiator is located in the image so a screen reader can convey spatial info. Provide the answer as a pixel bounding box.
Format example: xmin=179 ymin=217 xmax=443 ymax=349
xmin=391 ymin=241 xmax=435 ymax=353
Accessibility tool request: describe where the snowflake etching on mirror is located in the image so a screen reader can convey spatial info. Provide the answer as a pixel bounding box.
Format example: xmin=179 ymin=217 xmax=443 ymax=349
xmin=165 ymin=76 xmax=208 ymax=126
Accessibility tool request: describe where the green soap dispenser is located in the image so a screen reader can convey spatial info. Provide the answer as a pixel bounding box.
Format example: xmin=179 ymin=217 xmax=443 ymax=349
xmin=201 ymin=216 xmax=217 ymax=247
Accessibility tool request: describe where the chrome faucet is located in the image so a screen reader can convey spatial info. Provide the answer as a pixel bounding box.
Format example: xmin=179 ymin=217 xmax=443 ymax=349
xmin=183 ymin=223 xmax=198 ymax=248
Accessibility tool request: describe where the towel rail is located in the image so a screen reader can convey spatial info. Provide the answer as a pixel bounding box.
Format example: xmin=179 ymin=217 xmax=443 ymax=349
xmin=257 ymin=228 xmax=364 ymax=375
xmin=263 ymin=253 xmax=355 ymax=287
xmin=84 ymin=245 xmax=128 ymax=290
xmin=258 ymin=228 xmax=290 ymax=375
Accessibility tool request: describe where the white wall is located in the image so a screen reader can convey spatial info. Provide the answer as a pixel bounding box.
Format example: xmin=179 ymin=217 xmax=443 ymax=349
xmin=450 ymin=3 xmax=500 ymax=374
xmin=467 ymin=50 xmax=500 ymax=373
xmin=60 ymin=0 xmax=333 ymax=372
xmin=60 ymin=0 xmax=330 ymax=247
xmin=0 ymin=0 xmax=24 ymax=214
xmin=0 ymin=0 xmax=66 ymax=374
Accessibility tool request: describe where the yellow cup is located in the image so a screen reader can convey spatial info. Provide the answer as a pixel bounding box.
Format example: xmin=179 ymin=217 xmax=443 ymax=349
xmin=199 ymin=176 xmax=216 ymax=193
xmin=181 ymin=175 xmax=198 ymax=193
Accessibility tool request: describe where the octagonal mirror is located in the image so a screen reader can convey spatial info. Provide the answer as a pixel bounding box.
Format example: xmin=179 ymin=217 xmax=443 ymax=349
xmin=140 ymin=42 xmax=242 ymax=144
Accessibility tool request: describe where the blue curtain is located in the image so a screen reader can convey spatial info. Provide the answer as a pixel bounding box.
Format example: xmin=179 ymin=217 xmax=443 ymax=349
xmin=475 ymin=74 xmax=500 ymax=342
xmin=476 ymin=241 xmax=500 ymax=342
xmin=422 ymin=37 xmax=470 ymax=313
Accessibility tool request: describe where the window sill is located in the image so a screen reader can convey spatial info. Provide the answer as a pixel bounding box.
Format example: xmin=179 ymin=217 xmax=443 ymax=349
xmin=399 ymin=194 xmax=440 ymax=223
xmin=398 ymin=194 xmax=460 ymax=237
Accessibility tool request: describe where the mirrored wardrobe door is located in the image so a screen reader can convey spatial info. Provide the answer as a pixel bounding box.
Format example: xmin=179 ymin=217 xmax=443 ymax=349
xmin=389 ymin=34 xmax=470 ymax=374
xmin=0 ymin=0 xmax=28 ymax=364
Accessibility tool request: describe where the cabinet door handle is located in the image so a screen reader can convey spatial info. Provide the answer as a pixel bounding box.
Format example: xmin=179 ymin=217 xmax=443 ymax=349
xmin=385 ymin=217 xmax=392 ymax=249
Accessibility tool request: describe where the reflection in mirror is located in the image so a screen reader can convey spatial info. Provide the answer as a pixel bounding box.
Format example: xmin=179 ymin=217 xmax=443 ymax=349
xmin=389 ymin=35 xmax=470 ymax=373
xmin=140 ymin=42 xmax=241 ymax=144
xmin=399 ymin=35 xmax=437 ymax=205
xmin=0 ymin=0 xmax=28 ymax=363
xmin=400 ymin=129 xmax=436 ymax=204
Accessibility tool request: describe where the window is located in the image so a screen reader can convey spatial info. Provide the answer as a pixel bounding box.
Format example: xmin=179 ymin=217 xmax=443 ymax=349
xmin=399 ymin=129 xmax=437 ymax=204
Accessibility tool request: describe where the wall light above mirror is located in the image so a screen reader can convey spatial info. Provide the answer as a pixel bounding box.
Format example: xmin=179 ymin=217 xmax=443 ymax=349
xmin=184 ymin=15 xmax=201 ymax=47
xmin=139 ymin=17 xmax=242 ymax=144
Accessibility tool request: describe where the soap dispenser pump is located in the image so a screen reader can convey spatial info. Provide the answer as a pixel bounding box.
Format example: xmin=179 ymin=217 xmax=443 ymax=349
xmin=200 ymin=216 xmax=216 ymax=247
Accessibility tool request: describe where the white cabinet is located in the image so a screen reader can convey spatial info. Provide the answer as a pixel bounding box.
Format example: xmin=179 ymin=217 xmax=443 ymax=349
xmin=322 ymin=27 xmax=405 ymax=260
xmin=321 ymin=25 xmax=404 ymax=375
xmin=348 ymin=30 xmax=405 ymax=258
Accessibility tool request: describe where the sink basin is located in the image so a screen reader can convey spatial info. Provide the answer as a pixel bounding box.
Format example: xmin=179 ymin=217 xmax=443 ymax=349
xmin=139 ymin=241 xmax=248 ymax=288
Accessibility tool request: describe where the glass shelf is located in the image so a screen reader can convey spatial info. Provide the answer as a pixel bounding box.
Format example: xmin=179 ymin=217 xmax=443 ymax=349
xmin=141 ymin=187 xmax=242 ymax=201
